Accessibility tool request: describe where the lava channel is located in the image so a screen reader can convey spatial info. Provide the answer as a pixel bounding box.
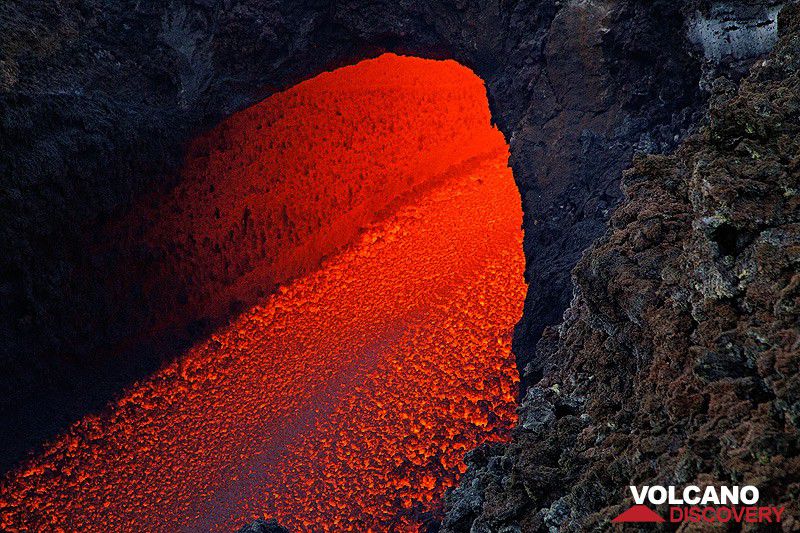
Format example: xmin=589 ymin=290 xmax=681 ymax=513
xmin=0 ymin=55 xmax=526 ymax=532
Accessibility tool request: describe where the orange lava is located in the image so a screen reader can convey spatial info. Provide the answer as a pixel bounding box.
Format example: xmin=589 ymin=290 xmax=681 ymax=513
xmin=105 ymin=54 xmax=504 ymax=350
xmin=0 ymin=56 xmax=525 ymax=532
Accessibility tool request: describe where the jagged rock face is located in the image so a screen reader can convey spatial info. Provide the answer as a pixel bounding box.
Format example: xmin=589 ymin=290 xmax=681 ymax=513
xmin=0 ymin=0 xmax=781 ymax=475
xmin=442 ymin=5 xmax=799 ymax=530
xmin=236 ymin=518 xmax=290 ymax=533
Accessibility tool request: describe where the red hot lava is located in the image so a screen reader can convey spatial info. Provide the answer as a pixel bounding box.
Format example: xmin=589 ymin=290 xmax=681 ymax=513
xmin=103 ymin=54 xmax=507 ymax=349
xmin=0 ymin=55 xmax=525 ymax=532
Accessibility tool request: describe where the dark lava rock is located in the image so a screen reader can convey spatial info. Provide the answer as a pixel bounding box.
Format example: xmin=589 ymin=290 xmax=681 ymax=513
xmin=442 ymin=4 xmax=800 ymax=531
xmin=236 ymin=518 xmax=290 ymax=533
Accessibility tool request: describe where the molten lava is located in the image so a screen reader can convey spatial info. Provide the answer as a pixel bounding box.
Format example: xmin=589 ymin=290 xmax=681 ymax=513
xmin=0 ymin=55 xmax=525 ymax=532
xmin=104 ymin=54 xmax=505 ymax=350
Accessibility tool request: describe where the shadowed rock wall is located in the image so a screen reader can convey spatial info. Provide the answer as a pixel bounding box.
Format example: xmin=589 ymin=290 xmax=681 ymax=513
xmin=442 ymin=5 xmax=799 ymax=530
xmin=0 ymin=0 xmax=781 ymax=470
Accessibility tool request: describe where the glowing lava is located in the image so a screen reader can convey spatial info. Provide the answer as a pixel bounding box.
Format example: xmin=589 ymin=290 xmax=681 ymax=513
xmin=104 ymin=54 xmax=505 ymax=351
xmin=0 ymin=56 xmax=525 ymax=532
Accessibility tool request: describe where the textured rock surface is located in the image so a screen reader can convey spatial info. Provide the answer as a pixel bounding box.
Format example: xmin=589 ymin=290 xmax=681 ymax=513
xmin=236 ymin=518 xmax=289 ymax=533
xmin=442 ymin=5 xmax=800 ymax=530
xmin=0 ymin=0 xmax=728 ymax=470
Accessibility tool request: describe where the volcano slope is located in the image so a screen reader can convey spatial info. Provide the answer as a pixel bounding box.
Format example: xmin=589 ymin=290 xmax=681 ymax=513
xmin=441 ymin=5 xmax=800 ymax=531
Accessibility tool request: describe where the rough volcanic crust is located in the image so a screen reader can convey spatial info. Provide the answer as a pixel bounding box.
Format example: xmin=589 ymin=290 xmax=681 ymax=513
xmin=442 ymin=5 xmax=800 ymax=531
xmin=236 ymin=518 xmax=290 ymax=533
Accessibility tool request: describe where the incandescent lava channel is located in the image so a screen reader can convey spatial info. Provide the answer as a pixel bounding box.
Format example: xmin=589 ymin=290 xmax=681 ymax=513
xmin=0 ymin=54 xmax=526 ymax=533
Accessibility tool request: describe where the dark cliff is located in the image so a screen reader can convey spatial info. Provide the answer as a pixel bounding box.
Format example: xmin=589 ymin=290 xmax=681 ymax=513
xmin=442 ymin=5 xmax=800 ymax=530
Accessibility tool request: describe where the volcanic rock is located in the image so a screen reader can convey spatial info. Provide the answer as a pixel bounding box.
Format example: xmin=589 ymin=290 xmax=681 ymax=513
xmin=236 ymin=518 xmax=290 ymax=533
xmin=442 ymin=4 xmax=800 ymax=530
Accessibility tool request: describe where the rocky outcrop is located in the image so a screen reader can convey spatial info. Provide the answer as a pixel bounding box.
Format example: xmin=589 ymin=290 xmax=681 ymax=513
xmin=442 ymin=4 xmax=800 ymax=530
xmin=236 ymin=518 xmax=290 ymax=533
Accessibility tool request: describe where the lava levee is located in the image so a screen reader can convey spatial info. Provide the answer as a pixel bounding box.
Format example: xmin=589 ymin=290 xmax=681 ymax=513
xmin=0 ymin=55 xmax=526 ymax=532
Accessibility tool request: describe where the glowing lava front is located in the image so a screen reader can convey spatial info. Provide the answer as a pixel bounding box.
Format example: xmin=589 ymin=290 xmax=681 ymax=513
xmin=0 ymin=55 xmax=525 ymax=532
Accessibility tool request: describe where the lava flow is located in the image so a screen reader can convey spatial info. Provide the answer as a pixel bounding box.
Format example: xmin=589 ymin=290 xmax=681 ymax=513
xmin=101 ymin=54 xmax=505 ymax=353
xmin=0 ymin=56 xmax=525 ymax=532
